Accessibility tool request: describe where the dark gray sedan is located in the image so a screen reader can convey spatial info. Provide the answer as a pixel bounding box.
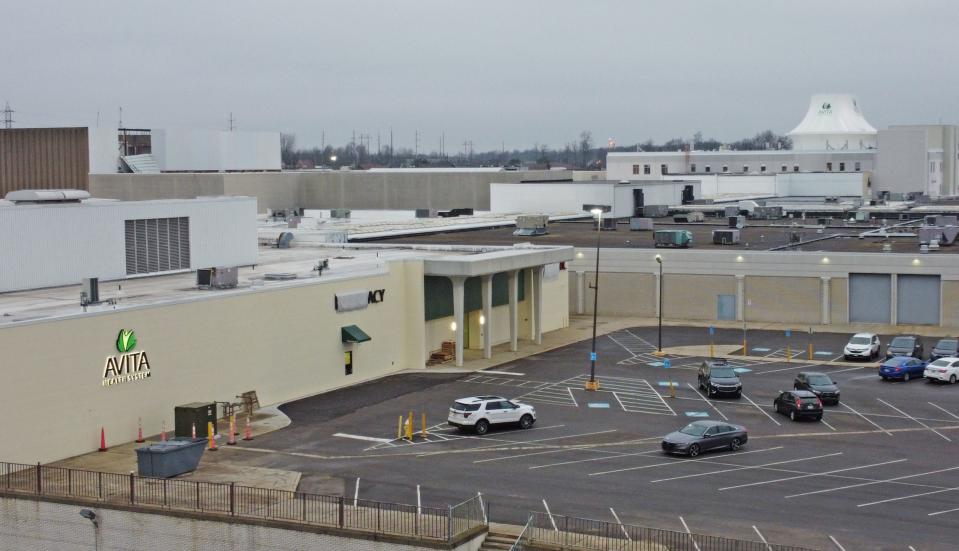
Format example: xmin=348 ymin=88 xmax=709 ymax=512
xmin=661 ymin=420 xmax=748 ymax=457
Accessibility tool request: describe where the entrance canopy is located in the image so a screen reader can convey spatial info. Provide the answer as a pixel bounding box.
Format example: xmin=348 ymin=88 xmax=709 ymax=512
xmin=341 ymin=325 xmax=371 ymax=343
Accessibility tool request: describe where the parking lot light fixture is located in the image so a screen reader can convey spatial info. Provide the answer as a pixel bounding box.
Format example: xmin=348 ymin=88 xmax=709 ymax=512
xmin=585 ymin=207 xmax=605 ymax=391
xmin=654 ymin=255 xmax=664 ymax=356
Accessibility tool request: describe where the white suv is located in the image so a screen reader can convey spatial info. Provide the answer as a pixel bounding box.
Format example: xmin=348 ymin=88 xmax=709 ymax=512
xmin=844 ymin=333 xmax=881 ymax=361
xmin=924 ymin=357 xmax=959 ymax=384
xmin=448 ymin=396 xmax=536 ymax=435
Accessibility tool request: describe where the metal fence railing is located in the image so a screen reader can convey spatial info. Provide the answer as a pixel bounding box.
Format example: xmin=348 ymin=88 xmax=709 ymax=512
xmin=510 ymin=515 xmax=533 ymax=551
xmin=526 ymin=512 xmax=820 ymax=551
xmin=0 ymin=462 xmax=483 ymax=543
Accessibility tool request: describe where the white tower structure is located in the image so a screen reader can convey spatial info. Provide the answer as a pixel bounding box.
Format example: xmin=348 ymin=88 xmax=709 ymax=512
xmin=788 ymin=94 xmax=877 ymax=151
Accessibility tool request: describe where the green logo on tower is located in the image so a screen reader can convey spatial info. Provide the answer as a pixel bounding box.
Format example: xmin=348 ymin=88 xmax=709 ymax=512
xmin=116 ymin=329 xmax=137 ymax=353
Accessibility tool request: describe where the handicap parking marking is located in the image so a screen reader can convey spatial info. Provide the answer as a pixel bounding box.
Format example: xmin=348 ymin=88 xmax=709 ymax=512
xmin=514 ymin=375 xmax=582 ymax=407
xmin=684 ymin=411 xmax=710 ymax=417
xmin=684 ymin=383 xmax=729 ymax=420
xmin=588 ymin=402 xmax=610 ymax=409
xmin=462 ymin=374 xmax=553 ymax=389
xmin=657 ymin=381 xmax=678 ymax=387
xmin=814 ymin=350 xmax=835 ymax=356
xmin=752 ymin=347 xmax=772 ymax=353
xmin=733 ymin=367 xmax=752 ymax=374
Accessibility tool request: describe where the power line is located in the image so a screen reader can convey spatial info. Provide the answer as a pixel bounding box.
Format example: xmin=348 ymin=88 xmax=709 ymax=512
xmin=228 ymin=112 xmax=236 ymax=131
xmin=3 ymin=102 xmax=15 ymax=128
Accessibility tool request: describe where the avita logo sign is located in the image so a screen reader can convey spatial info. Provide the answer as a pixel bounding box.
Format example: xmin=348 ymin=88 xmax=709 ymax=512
xmin=102 ymin=329 xmax=152 ymax=387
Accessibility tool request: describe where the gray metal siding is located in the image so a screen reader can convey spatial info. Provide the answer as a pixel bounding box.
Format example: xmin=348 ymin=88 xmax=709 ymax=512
xmin=849 ymin=274 xmax=891 ymax=323
xmin=124 ymin=217 xmax=191 ymax=275
xmin=897 ymin=275 xmax=940 ymax=325
xmin=717 ymin=295 xmax=736 ymax=320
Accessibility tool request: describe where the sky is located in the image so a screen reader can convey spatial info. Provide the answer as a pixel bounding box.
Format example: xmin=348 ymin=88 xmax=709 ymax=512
xmin=2 ymin=0 xmax=957 ymax=152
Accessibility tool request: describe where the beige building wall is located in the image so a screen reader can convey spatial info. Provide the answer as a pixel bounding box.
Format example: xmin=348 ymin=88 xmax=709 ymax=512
xmin=941 ymin=280 xmax=959 ymax=327
xmin=0 ymin=261 xmax=425 ymax=466
xmin=745 ymin=276 xmax=821 ymax=325
xmin=830 ymin=278 xmax=849 ymax=325
xmin=663 ymin=274 xmax=736 ymax=321
xmin=580 ymin=272 xmax=655 ymax=317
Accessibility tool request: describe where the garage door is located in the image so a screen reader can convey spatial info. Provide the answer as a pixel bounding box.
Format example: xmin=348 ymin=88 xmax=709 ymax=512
xmin=897 ymin=275 xmax=941 ymax=325
xmin=849 ymin=274 xmax=891 ymax=323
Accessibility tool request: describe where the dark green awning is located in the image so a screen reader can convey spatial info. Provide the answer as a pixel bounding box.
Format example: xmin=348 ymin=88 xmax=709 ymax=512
xmin=341 ymin=325 xmax=371 ymax=343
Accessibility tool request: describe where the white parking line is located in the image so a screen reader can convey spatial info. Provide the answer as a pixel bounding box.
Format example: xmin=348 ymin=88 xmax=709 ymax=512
xmin=589 ymin=446 xmax=783 ymax=477
xmin=650 ymin=452 xmax=843 ymax=484
xmin=353 ymin=477 xmax=360 ymax=506
xmin=482 ymin=370 xmax=525 ymax=376
xmin=567 ymin=387 xmax=579 ymax=408
xmin=858 ymin=485 xmax=959 ymax=508
xmin=752 ymin=526 xmax=772 ymax=551
xmin=786 ymin=466 xmax=959 ymax=499
xmin=878 ymin=398 xmax=952 ymax=442
xmin=827 ymin=366 xmax=865 ymax=374
xmin=543 ymin=499 xmax=558 ymax=531
xmin=612 ymin=392 xmax=627 ymax=412
xmin=820 ymin=418 xmax=837 ymax=432
xmin=929 ymin=506 xmax=959 ymax=517
xmin=718 ymin=458 xmax=907 ymax=491
xmin=928 ymin=402 xmax=959 ymax=421
xmin=529 ymin=448 xmax=662 ymax=470
xmin=828 ymin=535 xmax=846 ymax=551
xmin=678 ymin=517 xmax=701 ymax=551
xmin=473 ymin=446 xmax=624 ymax=464
xmin=754 ymin=363 xmax=810 ymax=375
xmin=741 ymin=393 xmax=782 ymax=426
xmin=685 ymin=383 xmax=728 ymax=420
xmin=841 ymin=402 xmax=892 ymax=436
xmin=334 ymin=433 xmax=393 ymax=444
xmin=609 ymin=508 xmax=631 ymax=541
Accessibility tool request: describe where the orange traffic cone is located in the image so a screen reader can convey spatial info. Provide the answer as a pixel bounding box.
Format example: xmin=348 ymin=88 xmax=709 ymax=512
xmin=98 ymin=427 xmax=108 ymax=452
xmin=242 ymin=416 xmax=253 ymax=441
xmin=227 ymin=415 xmax=236 ymax=445
xmin=135 ymin=417 xmax=145 ymax=443
xmin=160 ymin=421 xmax=167 ymax=442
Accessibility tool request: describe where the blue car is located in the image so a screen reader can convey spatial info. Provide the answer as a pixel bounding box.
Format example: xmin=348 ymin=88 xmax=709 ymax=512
xmin=879 ymin=356 xmax=926 ymax=381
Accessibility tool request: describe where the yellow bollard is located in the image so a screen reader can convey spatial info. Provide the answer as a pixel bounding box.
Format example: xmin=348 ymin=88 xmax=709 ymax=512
xmin=397 ymin=416 xmax=403 ymax=439
xmin=786 ymin=345 xmax=791 ymax=363
xmin=207 ymin=421 xmax=217 ymax=451
xmin=668 ymin=376 xmax=676 ymax=399
xmin=709 ymin=341 xmax=714 ymax=358
xmin=406 ymin=411 xmax=414 ymax=440
xmin=742 ymin=338 xmax=747 ymax=357
xmin=421 ymin=413 xmax=427 ymax=438
xmin=808 ymin=342 xmax=813 ymax=360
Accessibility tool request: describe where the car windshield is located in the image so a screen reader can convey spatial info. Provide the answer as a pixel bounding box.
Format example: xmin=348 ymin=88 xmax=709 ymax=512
xmin=679 ymin=423 xmax=710 ymax=436
xmin=711 ymin=367 xmax=737 ymax=378
xmin=452 ymin=401 xmax=480 ymax=411
xmin=930 ymin=359 xmax=951 ymax=368
xmin=849 ymin=336 xmax=871 ymax=345
xmin=807 ymin=375 xmax=833 ymax=385
xmin=891 ymin=337 xmax=914 ymax=347
xmin=936 ymin=340 xmax=958 ymax=351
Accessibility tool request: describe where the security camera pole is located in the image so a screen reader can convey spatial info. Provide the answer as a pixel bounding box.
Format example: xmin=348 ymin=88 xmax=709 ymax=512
xmin=583 ymin=204 xmax=610 ymax=391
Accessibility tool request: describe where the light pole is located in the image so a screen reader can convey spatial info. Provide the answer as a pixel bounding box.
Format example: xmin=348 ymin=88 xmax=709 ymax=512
xmin=655 ymin=255 xmax=664 ymax=356
xmin=584 ymin=205 xmax=608 ymax=391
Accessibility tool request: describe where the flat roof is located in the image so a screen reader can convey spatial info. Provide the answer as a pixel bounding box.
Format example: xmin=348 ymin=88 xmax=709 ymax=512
xmin=369 ymin=219 xmax=957 ymax=255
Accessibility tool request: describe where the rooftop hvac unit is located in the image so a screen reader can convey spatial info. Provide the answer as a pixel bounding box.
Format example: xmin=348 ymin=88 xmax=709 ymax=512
xmin=919 ymin=226 xmax=944 ymax=245
xmin=654 ymin=229 xmax=692 ymax=248
xmin=514 ymin=215 xmax=549 ymax=236
xmin=728 ymin=215 xmax=746 ymax=229
xmin=753 ymin=206 xmax=783 ymax=219
xmin=855 ymin=211 xmax=870 ymax=222
xmin=438 ymin=208 xmax=474 ymax=218
xmin=415 ymin=208 xmax=437 ymax=218
xmin=330 ymin=209 xmax=351 ymax=219
xmin=643 ymin=205 xmax=669 ymax=218
xmin=941 ymin=226 xmax=959 ymax=245
xmin=712 ymin=229 xmax=741 ymax=245
xmin=598 ymin=217 xmax=617 ymax=231
xmin=197 ymin=267 xmax=238 ymax=290
xmin=788 ymin=230 xmax=803 ymax=244
xmin=81 ymin=277 xmax=100 ymax=306
xmin=724 ymin=206 xmax=740 ymax=218
xmin=925 ymin=215 xmax=958 ymax=227
xmin=277 ymin=232 xmax=294 ymax=249
xmin=630 ymin=217 xmax=654 ymax=231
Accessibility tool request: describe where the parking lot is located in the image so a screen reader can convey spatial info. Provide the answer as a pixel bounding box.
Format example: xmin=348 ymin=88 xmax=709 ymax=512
xmin=223 ymin=326 xmax=959 ymax=550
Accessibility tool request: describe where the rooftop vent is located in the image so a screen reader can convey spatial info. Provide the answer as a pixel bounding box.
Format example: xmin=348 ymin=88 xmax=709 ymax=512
xmin=5 ymin=189 xmax=90 ymax=204
xmin=197 ymin=267 xmax=238 ymax=290
xmin=264 ymin=273 xmax=297 ymax=281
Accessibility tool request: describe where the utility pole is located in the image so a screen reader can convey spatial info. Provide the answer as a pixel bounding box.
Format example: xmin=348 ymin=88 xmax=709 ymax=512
xmin=321 ymin=131 xmax=325 ymax=151
xmin=351 ymin=130 xmax=357 ymax=168
xmin=118 ymin=106 xmax=123 ymax=128
xmin=441 ymin=131 xmax=445 ymax=159
xmin=414 ymin=130 xmax=419 ymax=157
xmin=389 ymin=127 xmax=393 ymax=166
xmin=377 ymin=133 xmax=381 ymax=157
xmin=2 ymin=102 xmax=13 ymax=128
xmin=228 ymin=112 xmax=236 ymax=131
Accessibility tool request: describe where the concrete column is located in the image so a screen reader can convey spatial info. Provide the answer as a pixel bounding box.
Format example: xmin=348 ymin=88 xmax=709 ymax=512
xmin=451 ymin=276 xmax=465 ymax=367
xmin=481 ymin=274 xmax=493 ymax=359
xmin=508 ymin=270 xmax=518 ymax=352
xmin=736 ymin=275 xmax=745 ymax=322
xmin=533 ymin=266 xmax=544 ymax=345
xmin=821 ymin=276 xmax=832 ymax=325
xmin=654 ymin=271 xmax=662 ymax=317
xmin=575 ymin=271 xmax=585 ymax=315
xmin=890 ymin=274 xmax=898 ymax=325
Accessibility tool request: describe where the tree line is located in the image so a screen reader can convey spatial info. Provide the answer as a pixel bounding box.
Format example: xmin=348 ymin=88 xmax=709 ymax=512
xmin=281 ymin=129 xmax=792 ymax=170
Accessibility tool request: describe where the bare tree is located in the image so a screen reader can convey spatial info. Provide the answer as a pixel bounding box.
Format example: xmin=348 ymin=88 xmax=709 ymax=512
xmin=280 ymin=133 xmax=297 ymax=168
xmin=578 ymin=130 xmax=593 ymax=169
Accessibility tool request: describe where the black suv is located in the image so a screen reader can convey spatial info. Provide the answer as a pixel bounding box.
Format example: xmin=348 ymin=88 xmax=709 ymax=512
xmin=773 ymin=390 xmax=823 ymax=422
xmin=698 ymin=359 xmax=742 ymax=398
xmin=793 ymin=372 xmax=840 ymax=405
xmin=885 ymin=335 xmax=924 ymax=360
xmin=929 ymin=338 xmax=959 ymax=361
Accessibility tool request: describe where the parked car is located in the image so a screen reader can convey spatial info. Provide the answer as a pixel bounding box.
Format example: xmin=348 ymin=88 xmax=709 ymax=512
xmin=929 ymin=339 xmax=959 ymax=361
xmin=773 ymin=390 xmax=823 ymax=422
xmin=793 ymin=372 xmax=840 ymax=405
xmin=448 ymin=396 xmax=536 ymax=435
xmin=923 ymin=357 xmax=959 ymax=384
xmin=843 ymin=333 xmax=880 ymax=361
xmin=698 ymin=359 xmax=742 ymax=398
xmin=885 ymin=335 xmax=924 ymax=360
xmin=661 ymin=420 xmax=748 ymax=457
xmin=879 ymin=356 xmax=927 ymax=381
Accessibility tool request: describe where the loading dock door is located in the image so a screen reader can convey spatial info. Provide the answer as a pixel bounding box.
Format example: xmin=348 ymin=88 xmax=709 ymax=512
xmin=849 ymin=274 xmax=891 ymax=323
xmin=632 ymin=189 xmax=644 ymax=217
xmin=717 ymin=294 xmax=736 ymax=321
xmin=897 ymin=275 xmax=940 ymax=325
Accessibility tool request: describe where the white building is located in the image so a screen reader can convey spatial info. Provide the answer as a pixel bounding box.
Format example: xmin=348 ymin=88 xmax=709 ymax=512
xmin=490 ymin=180 xmax=700 ymax=218
xmin=788 ymin=94 xmax=877 ymax=151
xmin=0 ymin=192 xmax=257 ymax=293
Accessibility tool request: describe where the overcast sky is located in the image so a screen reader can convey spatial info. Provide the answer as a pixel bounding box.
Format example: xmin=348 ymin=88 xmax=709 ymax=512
xmin=3 ymin=0 xmax=957 ymax=151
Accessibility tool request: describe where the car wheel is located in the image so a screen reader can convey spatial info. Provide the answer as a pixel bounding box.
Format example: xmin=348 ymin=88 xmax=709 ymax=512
xmin=730 ymin=438 xmax=742 ymax=451
xmin=790 ymin=410 xmax=799 ymax=422
xmin=474 ymin=419 xmax=490 ymax=436
xmin=687 ymin=444 xmax=701 ymax=457
xmin=519 ymin=414 xmax=534 ymax=429
xmin=951 ymin=375 xmax=957 ymax=385
xmin=881 ymin=376 xmax=887 ymax=381
xmin=734 ymin=391 xmax=742 ymax=399
xmin=904 ymin=372 xmax=910 ymax=382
